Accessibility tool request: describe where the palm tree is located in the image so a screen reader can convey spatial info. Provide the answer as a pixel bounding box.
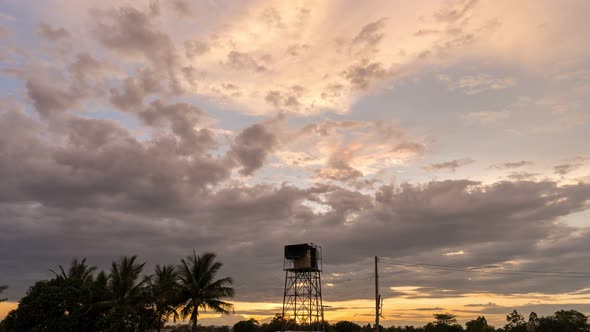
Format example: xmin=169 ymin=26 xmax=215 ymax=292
xmin=177 ymin=251 xmax=235 ymax=332
xmin=51 ymin=258 xmax=97 ymax=283
xmin=107 ymin=255 xmax=148 ymax=331
xmin=147 ymin=264 xmax=180 ymax=332
xmin=0 ymin=285 xmax=7 ymax=302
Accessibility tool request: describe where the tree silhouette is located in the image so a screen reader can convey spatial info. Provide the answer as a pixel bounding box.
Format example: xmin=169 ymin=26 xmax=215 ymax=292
xmin=434 ymin=313 xmax=458 ymax=326
xmin=147 ymin=264 xmax=181 ymax=332
xmin=536 ymin=310 xmax=589 ymax=332
xmin=177 ymin=251 xmax=235 ymax=332
xmin=466 ymin=316 xmax=493 ymax=332
xmin=334 ymin=320 xmax=362 ymax=332
xmin=504 ymin=310 xmax=527 ymax=332
xmin=50 ymin=258 xmax=97 ymax=283
xmin=527 ymin=312 xmax=539 ymax=332
xmin=0 ymin=285 xmax=7 ymax=302
xmin=234 ymin=318 xmax=259 ymax=332
xmin=105 ymin=255 xmax=151 ymax=331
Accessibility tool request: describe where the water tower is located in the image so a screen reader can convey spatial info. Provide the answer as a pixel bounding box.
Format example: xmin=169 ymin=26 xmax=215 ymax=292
xmin=282 ymin=243 xmax=324 ymax=332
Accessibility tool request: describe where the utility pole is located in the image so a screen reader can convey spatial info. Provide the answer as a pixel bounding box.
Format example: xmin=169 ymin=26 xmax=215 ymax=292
xmin=375 ymin=256 xmax=379 ymax=332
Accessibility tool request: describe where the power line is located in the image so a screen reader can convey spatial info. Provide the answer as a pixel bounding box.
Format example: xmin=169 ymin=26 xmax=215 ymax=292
xmin=377 ymin=258 xmax=590 ymax=279
xmin=378 ymin=258 xmax=590 ymax=278
xmin=378 ymin=258 xmax=590 ymax=275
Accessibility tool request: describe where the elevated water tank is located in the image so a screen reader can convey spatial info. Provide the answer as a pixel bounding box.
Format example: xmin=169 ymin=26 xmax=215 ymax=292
xmin=284 ymin=243 xmax=320 ymax=271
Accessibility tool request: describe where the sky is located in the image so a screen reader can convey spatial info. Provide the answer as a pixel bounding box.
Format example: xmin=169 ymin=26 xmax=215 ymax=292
xmin=1 ymin=0 xmax=590 ymax=327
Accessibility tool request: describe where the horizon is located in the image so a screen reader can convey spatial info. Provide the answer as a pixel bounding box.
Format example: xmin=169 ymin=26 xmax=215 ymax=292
xmin=1 ymin=0 xmax=590 ymax=329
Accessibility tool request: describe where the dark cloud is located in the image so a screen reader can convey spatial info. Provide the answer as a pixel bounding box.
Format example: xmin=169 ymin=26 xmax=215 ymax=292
xmin=476 ymin=303 xmax=590 ymax=317
xmin=264 ymin=87 xmax=304 ymax=109
xmin=554 ymin=163 xmax=583 ymax=175
xmin=316 ymin=162 xmax=363 ymax=182
xmin=26 ymin=53 xmax=110 ymax=117
xmin=296 ymin=120 xmax=364 ymax=137
xmin=109 ymin=69 xmax=162 ymax=110
xmin=285 ymin=44 xmax=309 ymax=57
xmin=92 ymin=5 xmax=180 ymax=91
xmin=169 ymin=0 xmax=194 ymax=18
xmin=225 ymin=51 xmax=269 ymax=72
xmin=0 ymin=110 xmax=230 ymax=214
xmin=434 ymin=0 xmax=478 ymax=23
xmin=0 ymin=25 xmax=13 ymax=38
xmin=344 ymin=60 xmax=387 ymax=90
xmin=416 ymin=0 xmax=497 ymax=59
xmin=3 ymin=2 xmax=590 ymax=318
xmin=26 ymin=78 xmax=81 ymax=117
xmin=229 ymin=122 xmax=279 ymax=176
xmin=506 ymin=172 xmax=541 ymax=181
xmin=260 ymin=7 xmax=283 ymax=28
xmin=491 ymin=160 xmax=534 ymax=170
xmin=93 ymin=6 xmax=175 ymax=64
xmin=37 ymin=23 xmax=70 ymax=40
xmin=425 ymin=158 xmax=474 ymax=171
xmin=139 ymin=100 xmax=217 ymax=154
xmin=413 ymin=29 xmax=442 ymax=37
xmin=353 ymin=18 xmax=388 ymax=46
xmin=2 ymin=111 xmax=590 ymax=304
xmin=185 ymin=40 xmax=210 ymax=58
xmin=68 ymin=53 xmax=104 ymax=83
xmin=392 ymin=141 xmax=427 ymax=154
xmin=464 ymin=302 xmax=499 ymax=308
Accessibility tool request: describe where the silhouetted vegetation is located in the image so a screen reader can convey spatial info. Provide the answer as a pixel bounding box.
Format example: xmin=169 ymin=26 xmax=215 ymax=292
xmin=226 ymin=310 xmax=589 ymax=332
xmin=0 ymin=252 xmax=234 ymax=332
xmin=0 ymin=286 xmax=6 ymax=303
xmin=1 ymin=257 xmax=590 ymax=332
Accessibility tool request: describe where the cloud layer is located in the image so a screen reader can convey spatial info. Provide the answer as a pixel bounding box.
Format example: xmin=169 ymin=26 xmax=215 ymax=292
xmin=1 ymin=0 xmax=590 ymax=326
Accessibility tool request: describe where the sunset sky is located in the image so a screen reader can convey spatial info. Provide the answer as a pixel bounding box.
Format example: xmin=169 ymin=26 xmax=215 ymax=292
xmin=1 ymin=0 xmax=590 ymax=327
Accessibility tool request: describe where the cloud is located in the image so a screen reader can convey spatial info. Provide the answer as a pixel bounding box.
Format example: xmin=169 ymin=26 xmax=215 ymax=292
xmin=391 ymin=142 xmax=427 ymax=155
xmin=425 ymin=158 xmax=474 ymax=172
xmin=506 ymin=172 xmax=541 ymax=181
xmin=443 ymin=250 xmax=465 ymax=256
xmin=139 ymin=100 xmax=217 ymax=154
xmin=37 ymin=23 xmax=70 ymax=40
xmin=26 ymin=78 xmax=82 ymax=117
xmin=438 ymin=74 xmax=517 ymax=95
xmin=68 ymin=53 xmax=106 ymax=83
xmin=275 ymin=120 xmax=426 ymax=181
xmin=434 ymin=0 xmax=478 ymax=23
xmin=463 ymin=110 xmax=510 ymax=124
xmin=316 ymin=156 xmax=364 ymax=182
xmin=344 ymin=60 xmax=389 ymax=91
xmin=413 ymin=307 xmax=445 ymax=311
xmin=185 ymin=40 xmax=210 ymax=58
xmin=554 ymin=163 xmax=584 ymax=175
xmin=230 ymin=121 xmax=279 ymax=176
xmin=92 ymin=6 xmax=172 ymax=62
xmin=0 ymin=109 xmax=231 ymax=213
xmin=225 ymin=51 xmax=269 ymax=73
xmin=81 ymin=1 xmax=494 ymax=114
xmin=109 ymin=69 xmax=163 ymax=110
xmin=491 ymin=161 xmax=534 ymax=170
xmin=464 ymin=302 xmax=499 ymax=308
xmin=3 ymin=1 xmax=590 ymax=324
xmin=2 ymin=108 xmax=590 ymax=306
xmin=91 ymin=5 xmax=180 ymax=91
xmin=168 ymin=0 xmax=194 ymax=19
xmin=352 ymin=18 xmax=388 ymax=47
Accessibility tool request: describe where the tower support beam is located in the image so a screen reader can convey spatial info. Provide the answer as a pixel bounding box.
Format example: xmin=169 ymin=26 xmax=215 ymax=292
xmin=281 ymin=243 xmax=323 ymax=332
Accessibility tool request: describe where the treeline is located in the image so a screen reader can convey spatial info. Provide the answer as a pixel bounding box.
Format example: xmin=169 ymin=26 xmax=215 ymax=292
xmin=228 ymin=310 xmax=590 ymax=332
xmin=0 ymin=252 xmax=234 ymax=332
xmin=1 ymin=256 xmax=589 ymax=332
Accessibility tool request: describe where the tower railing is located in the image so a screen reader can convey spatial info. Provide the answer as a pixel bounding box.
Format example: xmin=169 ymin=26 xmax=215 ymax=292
xmin=281 ymin=243 xmax=324 ymax=332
